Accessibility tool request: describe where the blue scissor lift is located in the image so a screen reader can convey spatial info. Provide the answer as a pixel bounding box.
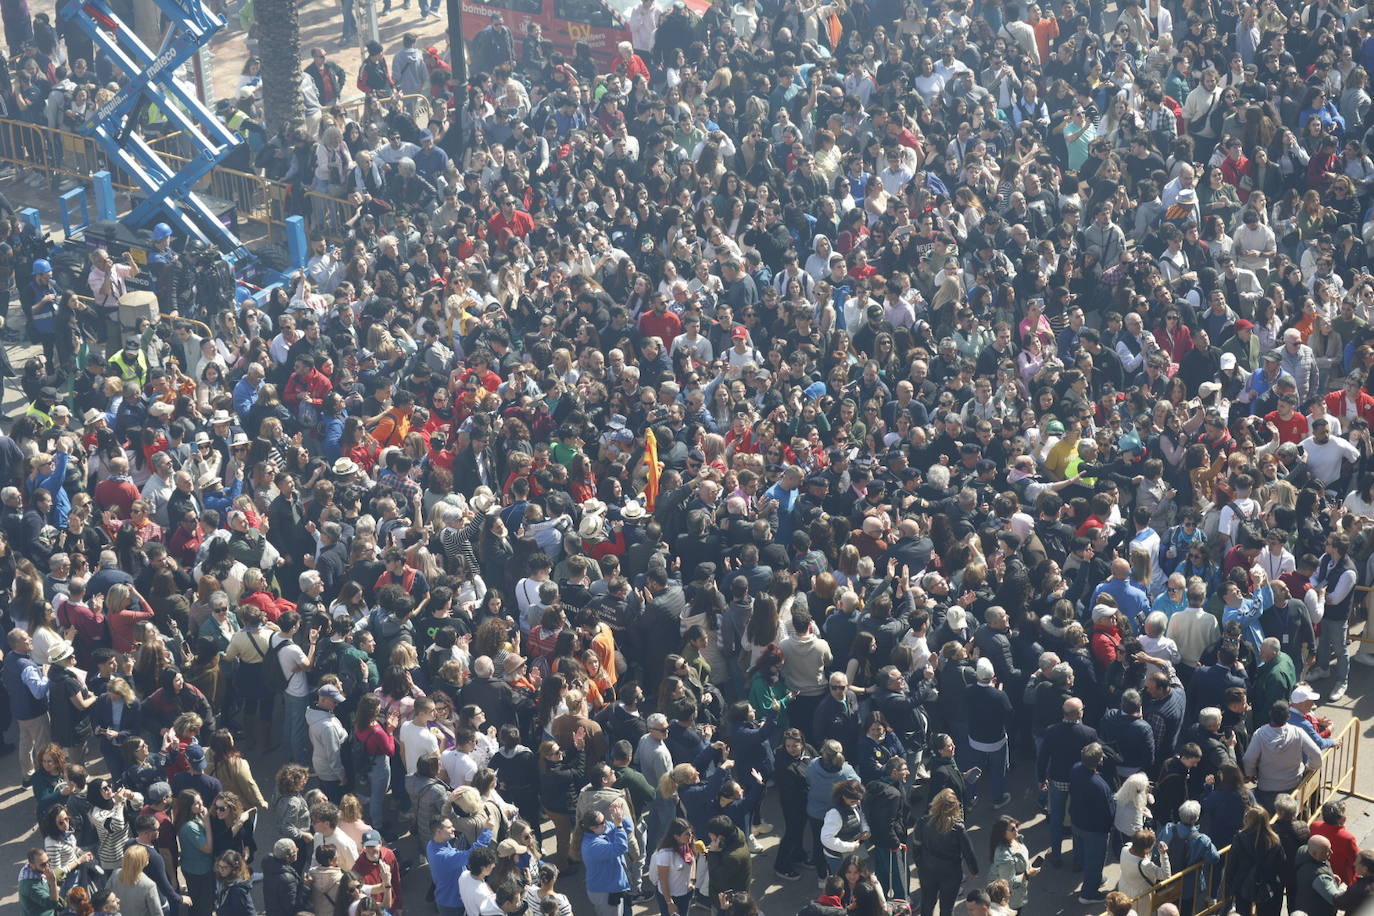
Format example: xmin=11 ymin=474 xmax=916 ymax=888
xmin=55 ymin=0 xmax=305 ymax=297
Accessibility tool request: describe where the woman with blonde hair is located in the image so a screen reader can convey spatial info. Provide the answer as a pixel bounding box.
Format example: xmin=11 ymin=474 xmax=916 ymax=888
xmin=647 ymin=762 xmax=699 ymax=865
xmin=1113 ymin=772 xmax=1153 ymax=839
xmin=915 ymin=788 xmax=979 ymax=916
xmin=338 ymin=793 xmax=373 ymax=849
xmin=110 ymin=844 xmax=162 ymax=916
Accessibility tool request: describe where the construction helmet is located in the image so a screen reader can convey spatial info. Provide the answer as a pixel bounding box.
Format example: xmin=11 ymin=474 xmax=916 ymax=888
xmin=151 ymin=223 xmax=173 ymax=240
xmin=32 ymin=259 xmax=51 ymax=275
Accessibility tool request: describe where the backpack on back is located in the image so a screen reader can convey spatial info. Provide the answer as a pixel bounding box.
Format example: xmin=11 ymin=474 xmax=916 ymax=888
xmin=261 ymin=634 xmax=290 ymax=694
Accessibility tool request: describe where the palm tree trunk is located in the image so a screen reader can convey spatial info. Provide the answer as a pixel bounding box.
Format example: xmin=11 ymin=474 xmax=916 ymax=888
xmin=256 ymin=0 xmax=303 ymax=131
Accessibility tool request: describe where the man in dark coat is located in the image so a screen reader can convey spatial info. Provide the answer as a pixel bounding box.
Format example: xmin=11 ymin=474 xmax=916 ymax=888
xmin=864 ymin=756 xmax=919 ymax=899
xmin=812 ymin=672 xmax=862 ymax=750
xmin=263 ymin=837 xmax=311 ymax=916
xmin=1037 ymin=697 xmax=1097 ymax=868
xmin=453 ymin=427 xmax=497 ymax=494
xmin=457 ymin=656 xmax=523 ymax=730
xmin=1097 ymin=689 xmax=1156 ymax=778
xmin=635 ymin=566 xmax=687 ymax=690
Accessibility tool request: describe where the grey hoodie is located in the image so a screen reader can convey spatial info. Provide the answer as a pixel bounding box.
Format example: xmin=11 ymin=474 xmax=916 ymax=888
xmin=1243 ymin=722 xmax=1323 ymax=791
xmin=306 ymin=705 xmax=348 ymax=782
xmin=391 ymin=48 xmax=429 ymax=95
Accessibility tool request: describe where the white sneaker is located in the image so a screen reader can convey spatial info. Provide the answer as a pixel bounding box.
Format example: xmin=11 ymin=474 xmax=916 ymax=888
xmin=747 ymin=836 xmax=764 ymax=854
xmin=1329 ymin=683 xmax=1348 ymax=702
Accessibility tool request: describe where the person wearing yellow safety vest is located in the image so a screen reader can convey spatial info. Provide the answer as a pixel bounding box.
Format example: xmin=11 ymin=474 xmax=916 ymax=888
xmin=1064 ymin=439 xmax=1099 ymax=489
xmin=109 ymin=339 xmax=149 ymax=388
xmin=23 ymin=385 xmax=59 ymax=431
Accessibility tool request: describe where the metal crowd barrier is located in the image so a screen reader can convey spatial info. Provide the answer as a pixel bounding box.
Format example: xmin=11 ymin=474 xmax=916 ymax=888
xmin=1124 ymin=716 xmax=1370 ymax=916
xmin=0 ymin=118 xmax=353 ymax=243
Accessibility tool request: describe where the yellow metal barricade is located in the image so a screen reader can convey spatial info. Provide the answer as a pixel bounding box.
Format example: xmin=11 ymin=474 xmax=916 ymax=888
xmin=1126 ymin=717 xmax=1371 ymax=916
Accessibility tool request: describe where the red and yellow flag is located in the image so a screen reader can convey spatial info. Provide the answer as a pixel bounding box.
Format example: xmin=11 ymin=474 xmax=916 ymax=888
xmin=643 ymin=428 xmax=661 ymax=512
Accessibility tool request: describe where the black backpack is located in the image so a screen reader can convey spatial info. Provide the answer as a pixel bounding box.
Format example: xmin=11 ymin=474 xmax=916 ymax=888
xmin=261 ymin=634 xmax=290 ymax=694
xmin=341 ymin=732 xmax=372 ymax=790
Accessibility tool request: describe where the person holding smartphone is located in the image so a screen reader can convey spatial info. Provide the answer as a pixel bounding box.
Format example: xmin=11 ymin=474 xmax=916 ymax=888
xmin=988 ymin=815 xmax=1041 ymax=911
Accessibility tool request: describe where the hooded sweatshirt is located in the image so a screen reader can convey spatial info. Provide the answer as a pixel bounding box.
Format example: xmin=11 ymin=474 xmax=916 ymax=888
xmin=781 ymin=629 xmax=833 ymax=697
xmin=1243 ymin=722 xmax=1323 ymax=791
xmin=306 ymin=705 xmax=348 ymax=781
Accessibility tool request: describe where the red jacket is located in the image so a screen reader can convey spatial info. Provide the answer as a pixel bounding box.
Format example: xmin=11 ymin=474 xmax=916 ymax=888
xmin=1311 ymin=819 xmax=1360 ymax=884
xmin=283 ymin=368 xmax=333 ymax=407
xmin=1090 ymin=624 xmax=1123 ymax=673
xmin=1324 ymin=389 xmax=1374 ymax=428
xmin=487 ymin=208 xmax=535 ymax=247
xmin=611 ymin=52 xmax=651 ymax=83
xmin=241 ymin=590 xmax=295 ymax=623
xmin=638 ymin=308 xmax=682 ymax=348
xmin=94 ymin=477 xmax=140 ymax=518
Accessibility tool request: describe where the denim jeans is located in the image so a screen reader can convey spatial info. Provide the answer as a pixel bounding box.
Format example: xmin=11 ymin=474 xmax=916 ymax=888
xmin=284 ymin=693 xmax=311 ymax=767
xmin=1318 ymin=617 xmax=1350 ymax=686
xmin=1047 ymin=782 xmax=1070 ymax=862
xmin=1073 ymin=828 xmax=1109 ymax=896
xmin=340 ymin=0 xmax=357 ymax=39
xmin=367 ymin=754 xmax=391 ymax=826
xmin=965 ymin=742 xmax=1008 ymax=804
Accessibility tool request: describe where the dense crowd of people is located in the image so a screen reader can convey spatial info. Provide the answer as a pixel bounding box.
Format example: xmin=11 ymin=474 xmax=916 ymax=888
xmin=11 ymin=0 xmax=1374 ymax=913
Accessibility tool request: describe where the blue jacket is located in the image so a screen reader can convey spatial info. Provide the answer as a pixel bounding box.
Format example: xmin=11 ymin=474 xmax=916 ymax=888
xmin=1157 ymin=823 xmax=1220 ymax=898
xmin=233 ymin=377 xmax=262 ymax=417
xmin=1289 ymin=707 xmax=1335 ymax=750
xmin=428 ymin=829 xmax=492 ymax=908
xmin=1187 ymin=664 xmax=1249 ymax=722
xmin=1144 ymin=684 xmax=1187 ymax=766
xmin=1222 ymin=583 xmax=1272 ymax=654
xmin=2 ymin=649 xmax=48 ymax=720
xmin=1098 ymin=709 xmax=1156 ymax=771
xmin=725 ymin=715 xmax=779 ymax=782
xmin=1092 ymin=578 xmax=1150 ymax=628
xmin=1068 ymin=763 xmax=1116 ymax=833
xmin=581 ymin=819 xmax=632 ymax=894
xmin=321 ymin=413 xmax=345 ymax=462
xmin=805 ymin=757 xmax=859 ymax=820
xmin=28 ymin=451 xmax=70 ymax=527
xmin=680 ymin=745 xmax=731 ymax=838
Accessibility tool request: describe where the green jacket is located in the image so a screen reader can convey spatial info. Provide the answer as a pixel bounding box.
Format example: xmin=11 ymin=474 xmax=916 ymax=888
xmin=748 ymin=671 xmax=791 ymax=730
xmin=707 ymin=828 xmax=751 ymax=897
xmin=20 ymin=874 xmax=59 ymax=916
xmin=612 ymin=763 xmax=656 ymax=814
xmin=339 ymin=643 xmax=380 ymax=692
xmin=1251 ymin=652 xmax=1297 ymax=729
